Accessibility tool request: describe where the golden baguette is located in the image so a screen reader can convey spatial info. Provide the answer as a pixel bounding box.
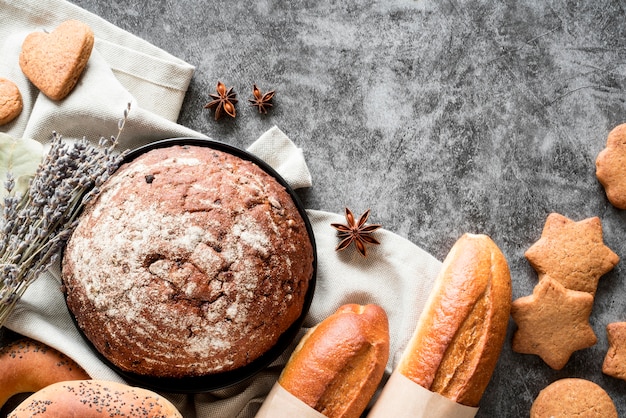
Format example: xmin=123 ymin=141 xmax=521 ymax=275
xmin=397 ymin=233 xmax=512 ymax=407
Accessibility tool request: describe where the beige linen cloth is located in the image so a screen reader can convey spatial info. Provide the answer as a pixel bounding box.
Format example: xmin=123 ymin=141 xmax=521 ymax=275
xmin=0 ymin=1 xmax=444 ymax=417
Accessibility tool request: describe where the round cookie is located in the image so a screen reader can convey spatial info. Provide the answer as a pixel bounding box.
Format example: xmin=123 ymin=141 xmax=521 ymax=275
xmin=0 ymin=78 xmax=23 ymax=125
xmin=530 ymin=378 xmax=617 ymax=418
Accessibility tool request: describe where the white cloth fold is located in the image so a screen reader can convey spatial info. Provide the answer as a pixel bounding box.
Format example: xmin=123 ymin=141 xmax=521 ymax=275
xmin=0 ymin=0 xmax=195 ymax=128
xmin=247 ymin=126 xmax=313 ymax=190
xmin=1 ymin=1 xmax=443 ymax=417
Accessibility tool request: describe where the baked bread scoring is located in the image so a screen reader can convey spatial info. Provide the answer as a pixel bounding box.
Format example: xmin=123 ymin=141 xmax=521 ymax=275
xmin=62 ymin=144 xmax=314 ymax=378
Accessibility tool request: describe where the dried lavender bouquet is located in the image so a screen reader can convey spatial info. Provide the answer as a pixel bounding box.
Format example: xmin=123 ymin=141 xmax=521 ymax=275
xmin=0 ymin=104 xmax=131 ymax=327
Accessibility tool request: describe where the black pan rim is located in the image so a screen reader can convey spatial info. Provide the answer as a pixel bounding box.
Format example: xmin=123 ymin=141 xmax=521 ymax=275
xmin=66 ymin=137 xmax=317 ymax=393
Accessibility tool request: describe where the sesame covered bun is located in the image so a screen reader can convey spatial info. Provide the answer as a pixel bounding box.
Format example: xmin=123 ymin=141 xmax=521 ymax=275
xmin=9 ymin=380 xmax=182 ymax=418
xmin=62 ymin=143 xmax=314 ymax=379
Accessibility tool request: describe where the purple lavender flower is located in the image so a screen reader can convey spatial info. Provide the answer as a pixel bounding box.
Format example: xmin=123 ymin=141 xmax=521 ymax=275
xmin=0 ymin=103 xmax=131 ymax=326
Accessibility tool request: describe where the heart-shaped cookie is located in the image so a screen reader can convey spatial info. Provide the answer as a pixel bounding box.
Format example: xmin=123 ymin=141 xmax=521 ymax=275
xmin=19 ymin=20 xmax=94 ymax=101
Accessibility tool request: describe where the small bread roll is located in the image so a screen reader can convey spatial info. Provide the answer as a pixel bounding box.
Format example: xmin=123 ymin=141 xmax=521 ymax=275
xmin=0 ymin=338 xmax=90 ymax=408
xmin=8 ymin=380 xmax=182 ymax=418
xmin=279 ymin=304 xmax=390 ymax=418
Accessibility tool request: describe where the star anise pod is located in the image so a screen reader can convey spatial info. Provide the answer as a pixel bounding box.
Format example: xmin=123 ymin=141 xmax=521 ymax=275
xmin=331 ymin=208 xmax=382 ymax=257
xmin=204 ymin=81 xmax=237 ymax=120
xmin=248 ymin=84 xmax=275 ymax=114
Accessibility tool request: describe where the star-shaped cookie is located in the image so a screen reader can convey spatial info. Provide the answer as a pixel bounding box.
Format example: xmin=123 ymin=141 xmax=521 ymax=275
xmin=602 ymin=322 xmax=626 ymax=381
xmin=596 ymin=123 xmax=626 ymax=209
xmin=511 ymin=276 xmax=597 ymax=370
xmin=525 ymin=213 xmax=619 ymax=295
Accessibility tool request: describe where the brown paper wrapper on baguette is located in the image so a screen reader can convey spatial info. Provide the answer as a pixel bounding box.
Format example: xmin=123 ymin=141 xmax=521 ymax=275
xmin=255 ymin=382 xmax=327 ymax=418
xmin=367 ymin=370 xmax=478 ymax=418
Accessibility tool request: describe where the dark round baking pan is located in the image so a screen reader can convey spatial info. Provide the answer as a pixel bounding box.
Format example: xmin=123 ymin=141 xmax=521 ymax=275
xmin=66 ymin=137 xmax=317 ymax=393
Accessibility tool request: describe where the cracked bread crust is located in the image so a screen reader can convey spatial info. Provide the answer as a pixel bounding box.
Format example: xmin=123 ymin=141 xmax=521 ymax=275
xmin=62 ymin=144 xmax=314 ymax=378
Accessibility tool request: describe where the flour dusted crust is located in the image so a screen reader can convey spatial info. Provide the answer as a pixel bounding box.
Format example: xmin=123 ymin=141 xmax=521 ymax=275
xmin=62 ymin=144 xmax=314 ymax=378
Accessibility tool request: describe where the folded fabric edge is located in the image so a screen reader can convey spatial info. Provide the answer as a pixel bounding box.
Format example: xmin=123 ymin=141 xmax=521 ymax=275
xmin=2 ymin=0 xmax=195 ymax=94
xmin=246 ymin=126 xmax=313 ymax=190
xmin=4 ymin=272 xmax=127 ymax=384
xmin=2 ymin=0 xmax=191 ymax=65
xmin=95 ymin=39 xmax=195 ymax=92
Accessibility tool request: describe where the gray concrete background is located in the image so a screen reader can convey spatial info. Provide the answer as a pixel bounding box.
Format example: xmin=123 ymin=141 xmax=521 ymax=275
xmin=8 ymin=0 xmax=626 ymax=416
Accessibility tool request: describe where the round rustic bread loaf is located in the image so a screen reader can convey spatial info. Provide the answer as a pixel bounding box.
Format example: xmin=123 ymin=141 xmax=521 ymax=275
xmin=62 ymin=144 xmax=314 ymax=378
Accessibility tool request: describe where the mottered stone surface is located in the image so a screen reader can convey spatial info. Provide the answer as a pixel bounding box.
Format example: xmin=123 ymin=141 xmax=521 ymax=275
xmin=3 ymin=1 xmax=626 ymax=416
